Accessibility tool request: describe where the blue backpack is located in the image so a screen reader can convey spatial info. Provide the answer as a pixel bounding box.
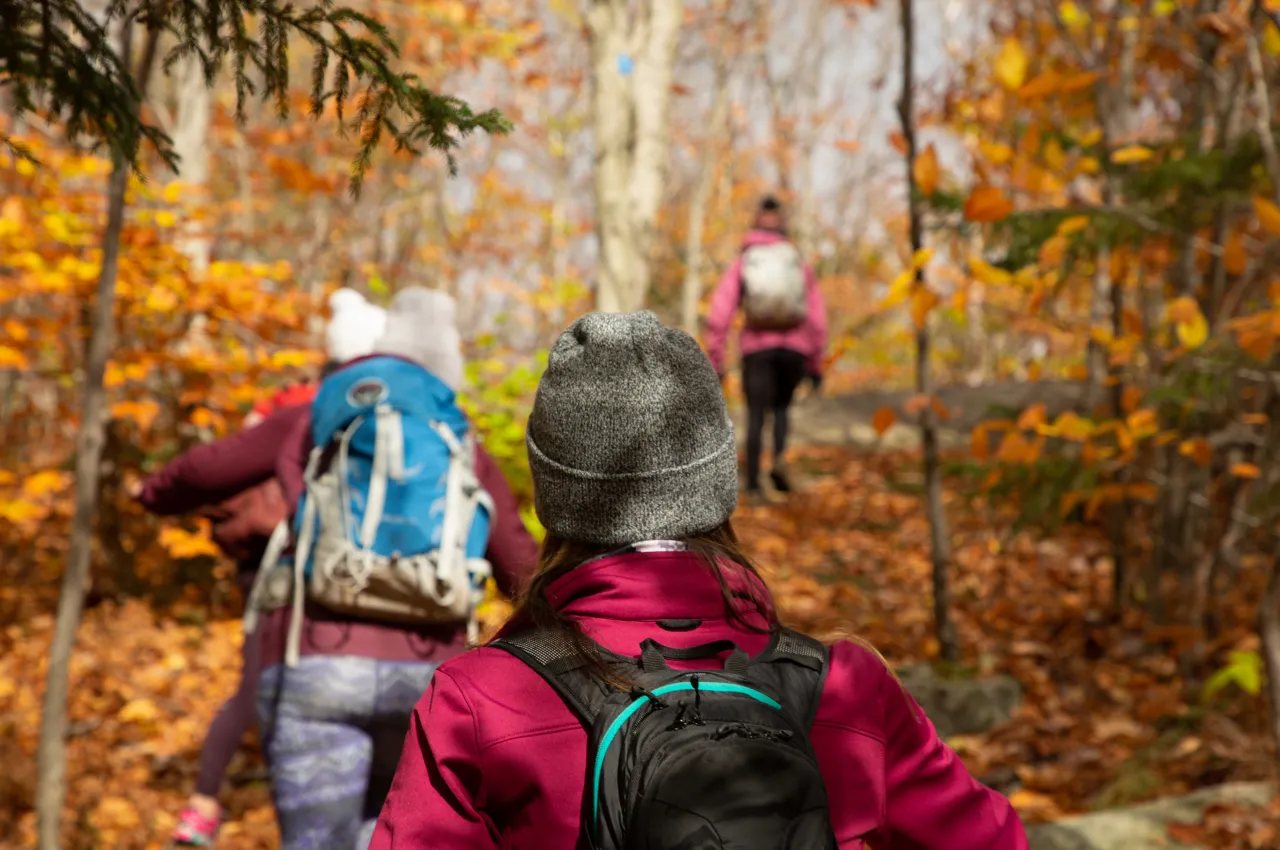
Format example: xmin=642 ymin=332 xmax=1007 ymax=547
xmin=250 ymin=356 xmax=494 ymax=667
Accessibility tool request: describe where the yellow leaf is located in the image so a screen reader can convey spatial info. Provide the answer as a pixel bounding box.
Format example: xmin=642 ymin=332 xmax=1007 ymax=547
xmin=963 ymin=186 xmax=1015 ymax=223
xmin=1154 ymin=0 xmax=1177 ymax=15
xmin=872 ymin=407 xmax=897 ymax=436
xmin=23 ymin=470 xmax=68 ymax=498
xmin=879 ymin=270 xmax=914 ymax=310
xmin=1253 ymin=196 xmax=1280 ymax=237
xmin=911 ymin=247 xmax=935 ymax=269
xmin=1170 ymin=296 xmax=1209 ymax=349
xmin=1230 ymin=462 xmax=1261 ymax=479
xmin=155 ymin=210 xmax=178 ymax=228
xmin=0 ymin=344 xmax=29 ymax=370
xmin=161 ymin=181 xmax=184 ymax=204
xmin=911 ymin=287 xmax=941 ymax=328
xmin=1057 ymin=216 xmax=1090 ymax=237
xmin=1265 ymin=19 xmax=1280 ymax=56
xmin=914 ymin=145 xmax=940 ymax=196
xmin=1112 ymin=145 xmax=1154 ymax=164
xmin=158 ymin=526 xmax=221 ymax=560
xmin=118 ymin=698 xmax=161 ymax=723
xmin=969 ymin=258 xmax=1013 ymax=287
xmin=1059 ymin=0 xmax=1089 ymax=29
xmin=1077 ymin=156 xmax=1101 ymax=175
xmin=1125 ymin=408 xmax=1159 ymax=439
xmin=981 ymin=141 xmax=1014 ymax=165
xmin=994 ymin=38 xmax=1029 ymax=91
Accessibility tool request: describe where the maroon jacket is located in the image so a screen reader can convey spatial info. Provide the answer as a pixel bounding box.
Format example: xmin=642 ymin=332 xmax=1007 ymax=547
xmin=140 ymin=400 xmax=538 ymax=668
xmin=371 ymin=552 xmax=1027 ymax=849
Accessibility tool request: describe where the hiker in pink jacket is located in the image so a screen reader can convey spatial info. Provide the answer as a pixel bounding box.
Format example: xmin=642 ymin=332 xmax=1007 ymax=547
xmin=706 ymin=195 xmax=829 ymax=502
xmin=371 ymin=311 xmax=1027 ymax=850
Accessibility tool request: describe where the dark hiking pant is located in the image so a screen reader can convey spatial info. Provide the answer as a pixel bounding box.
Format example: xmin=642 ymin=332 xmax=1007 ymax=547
xmin=742 ymin=348 xmax=807 ymax=490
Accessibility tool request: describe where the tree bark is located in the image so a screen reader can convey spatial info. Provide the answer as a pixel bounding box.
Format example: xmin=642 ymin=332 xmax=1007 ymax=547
xmin=588 ymin=0 xmax=683 ymax=313
xmin=170 ymin=55 xmax=212 ymax=276
xmin=1262 ymin=535 xmax=1280 ymax=778
xmin=35 ymin=20 xmax=161 ymax=850
xmin=681 ymin=66 xmax=729 ymax=335
xmin=898 ymin=0 xmax=957 ymax=662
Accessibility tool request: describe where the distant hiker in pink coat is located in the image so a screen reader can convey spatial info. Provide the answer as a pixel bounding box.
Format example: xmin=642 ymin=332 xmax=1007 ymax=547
xmin=370 ymin=310 xmax=1027 ymax=850
xmin=706 ymin=195 xmax=828 ymax=502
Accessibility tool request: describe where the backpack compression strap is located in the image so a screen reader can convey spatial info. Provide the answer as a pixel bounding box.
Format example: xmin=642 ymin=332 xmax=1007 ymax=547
xmin=490 ymin=630 xmax=629 ymax=728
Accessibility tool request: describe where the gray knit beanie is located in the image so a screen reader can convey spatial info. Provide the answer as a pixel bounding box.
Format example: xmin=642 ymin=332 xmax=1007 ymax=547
xmin=527 ymin=311 xmax=738 ymax=547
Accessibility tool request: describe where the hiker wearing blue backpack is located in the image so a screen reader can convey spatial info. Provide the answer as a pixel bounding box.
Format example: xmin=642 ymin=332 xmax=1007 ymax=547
xmin=370 ymin=311 xmax=1026 ymax=850
xmin=131 ymin=288 xmax=386 ymax=848
xmin=239 ymin=286 xmax=537 ymax=850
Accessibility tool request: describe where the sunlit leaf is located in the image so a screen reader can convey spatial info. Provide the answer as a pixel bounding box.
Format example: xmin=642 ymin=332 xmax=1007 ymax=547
xmin=1111 ymin=145 xmax=1153 ymax=164
xmin=994 ymin=38 xmax=1028 ymax=91
xmin=1229 ymin=462 xmax=1261 ymax=479
xmin=963 ymin=186 xmax=1014 ymax=222
xmin=969 ymin=258 xmax=1012 ymax=287
xmin=913 ymin=144 xmax=940 ymax=196
xmin=1253 ymin=195 xmax=1280 ymax=237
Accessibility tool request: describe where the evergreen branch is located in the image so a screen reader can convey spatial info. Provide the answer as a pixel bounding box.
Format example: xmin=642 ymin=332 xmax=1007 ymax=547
xmin=0 ymin=0 xmax=510 ymax=193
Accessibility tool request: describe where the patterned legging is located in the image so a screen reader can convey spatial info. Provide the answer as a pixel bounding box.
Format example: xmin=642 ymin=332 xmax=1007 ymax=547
xmin=257 ymin=656 xmax=438 ymax=850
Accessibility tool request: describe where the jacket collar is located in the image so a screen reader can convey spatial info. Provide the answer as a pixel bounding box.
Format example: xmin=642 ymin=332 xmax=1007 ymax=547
xmin=543 ymin=551 xmax=774 ymax=625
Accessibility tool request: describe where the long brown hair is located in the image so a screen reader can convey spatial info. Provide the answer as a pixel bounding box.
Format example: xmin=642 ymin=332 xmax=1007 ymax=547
xmin=501 ymin=521 xmax=779 ymax=685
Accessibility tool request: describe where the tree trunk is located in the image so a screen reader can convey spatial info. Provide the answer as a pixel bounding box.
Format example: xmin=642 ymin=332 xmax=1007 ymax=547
xmin=170 ymin=55 xmax=212 ymax=276
xmin=35 ymin=21 xmax=161 ymax=850
xmin=898 ymin=0 xmax=957 ymax=662
xmin=681 ymin=73 xmax=729 ymax=335
xmin=1262 ymin=537 xmax=1280 ymax=777
xmin=588 ymin=0 xmax=683 ymax=313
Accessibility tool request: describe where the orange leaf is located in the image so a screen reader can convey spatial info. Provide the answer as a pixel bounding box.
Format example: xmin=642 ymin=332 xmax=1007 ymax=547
xmin=888 ymin=131 xmax=909 ymax=155
xmin=1229 ymin=462 xmax=1261 ymax=479
xmin=910 ymin=287 xmax=941 ymax=328
xmin=872 ymin=407 xmax=897 ymax=436
xmin=1224 ymin=231 xmax=1247 ymax=275
xmin=1120 ymin=385 xmax=1142 ymax=414
xmin=1254 ymin=195 xmax=1280 ymax=237
xmin=834 ymin=139 xmax=861 ymax=152
xmin=1178 ymin=438 xmax=1213 ymax=467
xmin=963 ymin=186 xmax=1014 ymax=222
xmin=913 ymin=144 xmax=940 ymax=196
xmin=1017 ymin=403 xmax=1047 ymax=430
xmin=1242 ymin=412 xmax=1269 ymax=425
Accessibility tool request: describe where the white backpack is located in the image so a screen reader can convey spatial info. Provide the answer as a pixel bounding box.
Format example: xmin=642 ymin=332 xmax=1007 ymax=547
xmin=740 ymin=241 xmax=808 ymax=330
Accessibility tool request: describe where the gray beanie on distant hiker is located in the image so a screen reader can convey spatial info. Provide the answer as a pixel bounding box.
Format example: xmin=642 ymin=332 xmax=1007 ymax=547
xmin=527 ymin=311 xmax=739 ymax=547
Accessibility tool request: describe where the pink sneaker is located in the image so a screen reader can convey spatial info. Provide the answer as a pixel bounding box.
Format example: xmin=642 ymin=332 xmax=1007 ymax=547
xmin=171 ymin=807 xmax=220 ymax=848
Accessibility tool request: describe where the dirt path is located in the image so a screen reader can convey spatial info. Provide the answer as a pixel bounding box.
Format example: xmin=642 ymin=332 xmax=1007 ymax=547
xmin=731 ymin=379 xmax=1087 ymax=451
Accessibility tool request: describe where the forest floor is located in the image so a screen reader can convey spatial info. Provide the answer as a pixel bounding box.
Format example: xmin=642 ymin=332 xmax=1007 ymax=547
xmin=0 ymin=382 xmax=1275 ymax=848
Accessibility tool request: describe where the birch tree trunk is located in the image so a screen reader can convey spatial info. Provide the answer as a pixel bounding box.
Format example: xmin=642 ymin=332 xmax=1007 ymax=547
xmin=898 ymin=0 xmax=957 ymax=662
xmin=587 ymin=0 xmax=683 ymax=313
xmin=171 ymin=55 xmax=212 ymax=277
xmin=681 ymin=70 xmax=729 ymax=335
xmin=35 ymin=20 xmax=161 ymax=850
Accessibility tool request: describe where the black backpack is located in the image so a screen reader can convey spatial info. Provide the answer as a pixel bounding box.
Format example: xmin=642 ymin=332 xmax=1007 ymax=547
xmin=492 ymin=627 xmax=838 ymax=850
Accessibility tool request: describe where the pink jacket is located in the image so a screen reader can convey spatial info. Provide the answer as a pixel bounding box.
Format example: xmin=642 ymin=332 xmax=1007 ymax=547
xmin=705 ymin=229 xmax=829 ymax=376
xmin=371 ymin=552 xmax=1028 ymax=849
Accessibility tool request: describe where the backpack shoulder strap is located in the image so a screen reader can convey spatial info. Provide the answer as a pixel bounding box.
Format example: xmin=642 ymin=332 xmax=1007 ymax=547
xmin=751 ymin=628 xmax=830 ymax=729
xmin=490 ymin=629 xmax=623 ymax=729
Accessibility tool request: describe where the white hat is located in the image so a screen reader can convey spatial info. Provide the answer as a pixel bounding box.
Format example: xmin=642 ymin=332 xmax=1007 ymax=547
xmin=375 ymin=286 xmax=464 ymax=390
xmin=325 ymin=288 xmax=387 ymax=364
